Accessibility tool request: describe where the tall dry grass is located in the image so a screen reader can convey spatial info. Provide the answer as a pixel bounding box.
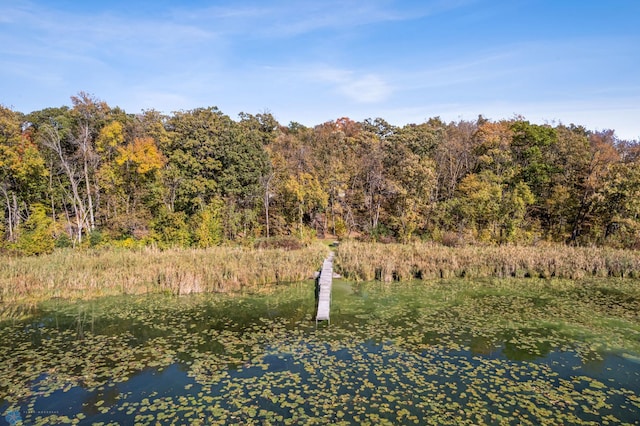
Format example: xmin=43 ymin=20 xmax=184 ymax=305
xmin=335 ymin=241 xmax=640 ymax=282
xmin=0 ymin=244 xmax=328 ymax=304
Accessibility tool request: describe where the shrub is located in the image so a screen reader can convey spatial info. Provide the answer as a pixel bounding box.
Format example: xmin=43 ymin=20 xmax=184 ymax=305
xmin=334 ymin=217 xmax=347 ymax=239
xmin=14 ymin=204 xmax=55 ymax=256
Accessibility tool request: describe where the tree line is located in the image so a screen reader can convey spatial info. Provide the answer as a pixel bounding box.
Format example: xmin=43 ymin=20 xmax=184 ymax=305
xmin=1 ymin=93 xmax=639 ymax=254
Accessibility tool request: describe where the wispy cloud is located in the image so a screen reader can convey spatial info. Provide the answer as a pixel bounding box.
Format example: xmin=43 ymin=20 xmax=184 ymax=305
xmin=0 ymin=1 xmax=217 ymax=59
xmin=396 ymin=51 xmax=523 ymax=92
xmin=316 ymin=73 xmax=392 ymax=104
xmin=272 ymin=65 xmax=393 ymax=104
xmin=339 ymin=75 xmax=392 ymax=103
xmin=177 ymin=0 xmax=477 ymax=38
xmin=0 ymin=0 xmax=225 ymax=105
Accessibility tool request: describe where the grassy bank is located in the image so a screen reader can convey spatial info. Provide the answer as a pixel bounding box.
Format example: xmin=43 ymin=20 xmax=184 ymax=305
xmin=0 ymin=244 xmax=328 ymax=305
xmin=335 ymin=241 xmax=640 ymax=281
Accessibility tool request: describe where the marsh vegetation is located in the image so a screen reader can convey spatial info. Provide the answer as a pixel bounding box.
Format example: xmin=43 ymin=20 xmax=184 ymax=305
xmin=0 ymin=244 xmax=327 ymax=307
xmin=336 ymin=241 xmax=640 ymax=281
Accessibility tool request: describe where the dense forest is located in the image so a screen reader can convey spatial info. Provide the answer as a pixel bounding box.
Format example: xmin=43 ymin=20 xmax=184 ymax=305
xmin=1 ymin=92 xmax=639 ymax=255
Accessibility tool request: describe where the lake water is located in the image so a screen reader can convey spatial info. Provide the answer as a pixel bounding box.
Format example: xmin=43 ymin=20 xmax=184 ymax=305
xmin=1 ymin=279 xmax=640 ymax=425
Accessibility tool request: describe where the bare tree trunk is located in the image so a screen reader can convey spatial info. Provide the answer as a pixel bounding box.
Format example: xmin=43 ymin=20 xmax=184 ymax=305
xmin=1 ymin=187 xmax=14 ymax=242
xmin=78 ymin=124 xmax=96 ymax=230
xmin=43 ymin=125 xmax=88 ymax=242
xmin=373 ymin=196 xmax=381 ymax=230
xmin=12 ymin=193 xmax=20 ymax=232
xmin=265 ymin=190 xmax=270 ymax=238
xmin=330 ymin=194 xmax=335 ymax=235
xmin=163 ymin=172 xmax=179 ymax=213
xmin=61 ymin=200 xmax=76 ymax=246
xmin=299 ymin=203 xmax=303 ymax=239
xmin=84 ymin=158 xmax=95 ymax=229
xmin=260 ymin=173 xmax=274 ymax=238
xmin=48 ymin=164 xmax=56 ymax=222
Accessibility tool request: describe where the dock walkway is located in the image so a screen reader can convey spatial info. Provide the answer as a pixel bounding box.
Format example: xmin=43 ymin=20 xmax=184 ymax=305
xmin=315 ymin=252 xmax=334 ymax=326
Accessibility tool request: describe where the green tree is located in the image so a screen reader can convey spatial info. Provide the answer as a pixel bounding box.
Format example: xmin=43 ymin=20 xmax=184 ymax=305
xmin=544 ymin=125 xmax=591 ymax=240
xmin=164 ymin=108 xmax=270 ymax=209
xmin=501 ymin=181 xmax=536 ymax=242
xmin=163 ymin=107 xmax=226 ymax=214
xmin=216 ymin=121 xmax=271 ymax=202
xmin=510 ymin=121 xmax=558 ymax=212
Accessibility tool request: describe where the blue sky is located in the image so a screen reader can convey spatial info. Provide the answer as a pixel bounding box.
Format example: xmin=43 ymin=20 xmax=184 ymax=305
xmin=1 ymin=0 xmax=639 ymax=139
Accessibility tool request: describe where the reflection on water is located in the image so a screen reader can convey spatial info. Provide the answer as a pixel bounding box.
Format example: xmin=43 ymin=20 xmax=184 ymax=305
xmin=1 ymin=279 xmax=640 ymax=425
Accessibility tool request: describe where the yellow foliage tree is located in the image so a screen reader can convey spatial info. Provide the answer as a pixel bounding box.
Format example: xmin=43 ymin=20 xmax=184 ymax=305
xmin=96 ymin=121 xmax=125 ymax=156
xmin=283 ymin=172 xmax=328 ymax=237
xmin=116 ymin=136 xmax=166 ymax=175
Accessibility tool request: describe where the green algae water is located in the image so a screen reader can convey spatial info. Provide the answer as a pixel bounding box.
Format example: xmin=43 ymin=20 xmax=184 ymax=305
xmin=1 ymin=278 xmax=640 ymax=425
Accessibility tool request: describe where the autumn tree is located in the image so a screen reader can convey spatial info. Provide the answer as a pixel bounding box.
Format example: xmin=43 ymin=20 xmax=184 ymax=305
xmin=307 ymin=118 xmax=360 ymax=236
xmin=282 ymin=171 xmax=328 ymax=238
xmin=384 ymin=141 xmax=436 ymax=242
xmin=352 ymin=133 xmax=390 ymax=234
xmin=568 ymin=130 xmax=620 ymax=244
xmin=0 ymin=106 xmax=48 ymax=243
xmin=594 ymin=158 xmax=640 ymax=247
xmin=4 ymin=92 xmax=640 ymax=251
xmin=433 ymin=119 xmax=478 ymax=201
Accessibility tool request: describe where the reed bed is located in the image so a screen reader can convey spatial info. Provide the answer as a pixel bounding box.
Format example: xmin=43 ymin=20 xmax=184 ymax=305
xmin=0 ymin=244 xmax=328 ymax=304
xmin=335 ymin=241 xmax=640 ymax=282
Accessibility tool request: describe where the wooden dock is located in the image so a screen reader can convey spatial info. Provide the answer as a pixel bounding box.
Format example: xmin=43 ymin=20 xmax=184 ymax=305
xmin=315 ymin=252 xmax=334 ymax=326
